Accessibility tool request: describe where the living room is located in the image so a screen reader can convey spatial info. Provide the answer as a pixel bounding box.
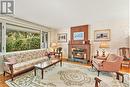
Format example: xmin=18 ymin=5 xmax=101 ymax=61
xmin=0 ymin=0 xmax=129 ymax=87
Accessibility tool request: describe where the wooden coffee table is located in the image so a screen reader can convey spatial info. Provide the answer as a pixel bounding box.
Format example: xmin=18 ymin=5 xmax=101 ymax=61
xmin=34 ymin=59 xmax=62 ymax=79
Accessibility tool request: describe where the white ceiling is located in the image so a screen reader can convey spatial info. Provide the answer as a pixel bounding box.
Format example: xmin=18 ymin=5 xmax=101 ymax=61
xmin=15 ymin=0 xmax=128 ymax=29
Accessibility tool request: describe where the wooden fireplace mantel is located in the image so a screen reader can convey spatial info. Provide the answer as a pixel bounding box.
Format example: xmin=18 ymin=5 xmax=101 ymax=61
xmin=68 ymin=25 xmax=91 ymax=63
xmin=70 ymin=25 xmax=88 ymax=45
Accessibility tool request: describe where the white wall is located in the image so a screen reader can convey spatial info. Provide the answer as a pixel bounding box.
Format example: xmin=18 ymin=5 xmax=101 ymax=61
xmin=56 ymin=20 xmax=129 ymax=58
xmin=129 ymin=27 xmax=130 ymax=48
xmin=129 ymin=0 xmax=130 ymax=49
xmin=55 ymin=29 xmax=70 ymax=59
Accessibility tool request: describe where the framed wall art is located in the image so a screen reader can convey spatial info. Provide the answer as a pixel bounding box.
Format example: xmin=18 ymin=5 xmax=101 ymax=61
xmin=94 ymin=29 xmax=111 ymax=41
xmin=73 ymin=32 xmax=84 ymax=40
xmin=57 ymin=33 xmax=67 ymax=42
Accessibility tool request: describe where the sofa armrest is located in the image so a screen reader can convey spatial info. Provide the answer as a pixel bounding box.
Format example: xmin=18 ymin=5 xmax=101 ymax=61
xmin=5 ymin=62 xmax=15 ymax=65
xmin=4 ymin=62 xmax=14 ymax=74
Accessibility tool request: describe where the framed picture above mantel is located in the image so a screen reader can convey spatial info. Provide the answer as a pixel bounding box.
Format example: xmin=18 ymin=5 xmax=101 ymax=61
xmin=70 ymin=25 xmax=88 ymax=45
xmin=73 ymin=32 xmax=84 ymax=40
xmin=94 ymin=29 xmax=111 ymax=41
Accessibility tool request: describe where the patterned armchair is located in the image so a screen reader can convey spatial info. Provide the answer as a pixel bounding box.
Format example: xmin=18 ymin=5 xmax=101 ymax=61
xmin=92 ymin=54 xmax=123 ymax=76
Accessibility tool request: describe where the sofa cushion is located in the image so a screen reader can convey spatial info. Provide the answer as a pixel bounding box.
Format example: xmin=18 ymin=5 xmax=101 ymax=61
xmin=28 ymin=56 xmax=48 ymax=65
xmin=13 ymin=61 xmax=31 ymax=70
xmin=13 ymin=65 xmax=33 ymax=74
xmin=15 ymin=54 xmax=23 ymax=63
xmin=13 ymin=56 xmax=48 ymax=70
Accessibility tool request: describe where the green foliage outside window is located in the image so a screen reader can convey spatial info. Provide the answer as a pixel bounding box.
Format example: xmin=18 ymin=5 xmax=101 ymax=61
xmin=6 ymin=30 xmax=40 ymax=52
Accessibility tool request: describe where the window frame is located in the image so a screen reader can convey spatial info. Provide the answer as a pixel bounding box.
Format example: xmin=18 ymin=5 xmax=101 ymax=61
xmin=0 ymin=23 xmax=2 ymax=53
xmin=0 ymin=22 xmax=50 ymax=53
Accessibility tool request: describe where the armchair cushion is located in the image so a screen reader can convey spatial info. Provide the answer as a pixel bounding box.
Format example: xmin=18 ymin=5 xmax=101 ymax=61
xmin=96 ymin=54 xmax=110 ymax=60
xmin=96 ymin=56 xmax=107 ymax=60
xmin=106 ymin=54 xmax=119 ymax=62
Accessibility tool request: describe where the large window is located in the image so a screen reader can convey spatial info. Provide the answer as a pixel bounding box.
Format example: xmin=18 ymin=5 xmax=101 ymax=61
xmin=6 ymin=24 xmax=40 ymax=52
xmin=42 ymin=32 xmax=48 ymax=48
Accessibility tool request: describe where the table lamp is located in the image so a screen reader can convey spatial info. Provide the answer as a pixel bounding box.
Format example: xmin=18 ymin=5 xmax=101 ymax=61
xmin=99 ymin=41 xmax=109 ymax=57
xmin=51 ymin=42 xmax=58 ymax=52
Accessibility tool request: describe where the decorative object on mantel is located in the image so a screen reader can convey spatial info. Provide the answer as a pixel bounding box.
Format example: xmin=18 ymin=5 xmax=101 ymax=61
xmin=99 ymin=41 xmax=109 ymax=57
xmin=94 ymin=29 xmax=111 ymax=41
xmin=57 ymin=33 xmax=67 ymax=42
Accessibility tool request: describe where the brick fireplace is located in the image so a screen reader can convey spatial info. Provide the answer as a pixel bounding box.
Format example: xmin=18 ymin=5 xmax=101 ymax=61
xmin=68 ymin=25 xmax=91 ymax=63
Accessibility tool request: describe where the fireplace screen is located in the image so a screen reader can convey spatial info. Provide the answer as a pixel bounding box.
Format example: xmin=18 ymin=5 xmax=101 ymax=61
xmin=72 ymin=48 xmax=85 ymax=59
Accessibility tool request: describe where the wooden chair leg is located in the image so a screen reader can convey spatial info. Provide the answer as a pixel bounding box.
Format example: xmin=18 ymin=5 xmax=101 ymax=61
xmin=116 ymin=72 xmax=124 ymax=83
xmin=11 ymin=75 xmax=14 ymax=81
xmin=3 ymin=71 xmax=5 ymax=76
xmin=128 ymin=60 xmax=130 ymax=68
xmin=91 ymin=64 xmax=94 ymax=69
xmin=60 ymin=60 xmax=62 ymax=67
xmin=121 ymin=63 xmax=123 ymax=69
xmin=98 ymin=71 xmax=100 ymax=76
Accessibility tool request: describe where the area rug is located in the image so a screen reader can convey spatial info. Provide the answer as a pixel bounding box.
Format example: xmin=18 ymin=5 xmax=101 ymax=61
xmin=6 ymin=62 xmax=129 ymax=87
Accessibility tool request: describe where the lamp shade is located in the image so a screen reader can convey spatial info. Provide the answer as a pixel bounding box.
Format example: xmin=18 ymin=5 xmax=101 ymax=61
xmin=51 ymin=42 xmax=57 ymax=48
xmin=99 ymin=41 xmax=109 ymax=48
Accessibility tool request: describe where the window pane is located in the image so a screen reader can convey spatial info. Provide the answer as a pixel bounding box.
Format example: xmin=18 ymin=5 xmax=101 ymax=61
xmin=42 ymin=32 xmax=48 ymax=48
xmin=0 ymin=23 xmax=2 ymax=52
xmin=6 ymin=30 xmax=40 ymax=52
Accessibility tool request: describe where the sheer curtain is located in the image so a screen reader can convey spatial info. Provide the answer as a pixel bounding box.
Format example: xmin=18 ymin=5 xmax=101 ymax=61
xmin=0 ymin=23 xmax=2 ymax=52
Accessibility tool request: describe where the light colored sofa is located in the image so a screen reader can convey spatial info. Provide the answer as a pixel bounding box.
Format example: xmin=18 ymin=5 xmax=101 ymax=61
xmin=3 ymin=49 xmax=49 ymax=80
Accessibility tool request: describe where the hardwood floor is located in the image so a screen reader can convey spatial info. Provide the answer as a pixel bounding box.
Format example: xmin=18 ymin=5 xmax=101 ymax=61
xmin=0 ymin=61 xmax=129 ymax=87
xmin=0 ymin=74 xmax=10 ymax=87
